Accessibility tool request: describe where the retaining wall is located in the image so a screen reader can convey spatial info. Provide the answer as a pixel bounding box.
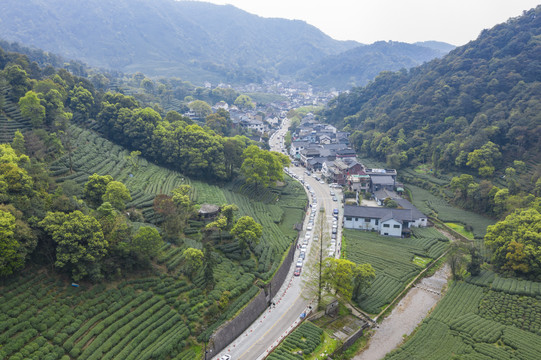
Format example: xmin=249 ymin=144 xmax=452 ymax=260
xmin=208 ymin=289 xmax=268 ymax=356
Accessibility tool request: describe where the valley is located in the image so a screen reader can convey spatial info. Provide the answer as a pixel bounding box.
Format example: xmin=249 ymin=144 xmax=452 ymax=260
xmin=0 ymin=2 xmax=540 ymax=360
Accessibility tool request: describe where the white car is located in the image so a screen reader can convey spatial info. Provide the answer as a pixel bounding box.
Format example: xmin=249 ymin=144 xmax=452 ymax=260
xmin=296 ymin=258 xmax=303 ymax=267
xmin=219 ymin=355 xmax=231 ymax=360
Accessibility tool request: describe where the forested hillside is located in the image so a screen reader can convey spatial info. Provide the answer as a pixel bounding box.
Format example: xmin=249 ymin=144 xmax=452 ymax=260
xmin=0 ymin=0 xmax=357 ymax=83
xmin=0 ymin=0 xmax=453 ymax=88
xmin=323 ymin=6 xmax=541 ymax=178
xmin=0 ymin=40 xmax=307 ymax=358
xmin=300 ymin=41 xmax=451 ymax=90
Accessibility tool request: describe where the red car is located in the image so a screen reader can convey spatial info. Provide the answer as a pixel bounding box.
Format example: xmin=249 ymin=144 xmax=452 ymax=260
xmin=294 ymin=266 xmax=302 ymax=276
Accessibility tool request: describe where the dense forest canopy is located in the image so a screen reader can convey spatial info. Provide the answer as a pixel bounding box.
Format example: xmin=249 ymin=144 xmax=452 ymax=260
xmin=0 ymin=41 xmax=292 ymax=282
xmin=323 ymin=6 xmax=541 ymax=177
xmin=0 ymin=0 xmax=452 ymax=88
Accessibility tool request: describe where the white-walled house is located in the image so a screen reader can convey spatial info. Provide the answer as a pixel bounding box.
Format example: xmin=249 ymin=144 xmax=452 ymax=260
xmin=290 ymin=140 xmax=309 ymax=158
xmin=343 ymin=205 xmax=428 ymax=237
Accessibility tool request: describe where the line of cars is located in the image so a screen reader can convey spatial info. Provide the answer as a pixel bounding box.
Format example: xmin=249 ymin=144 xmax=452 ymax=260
xmin=328 ymin=208 xmax=339 ymax=257
xmin=295 ymin=203 xmax=318 ymax=277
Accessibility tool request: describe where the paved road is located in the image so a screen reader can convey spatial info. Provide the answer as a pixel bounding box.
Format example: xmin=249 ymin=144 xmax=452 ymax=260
xmin=212 ymin=120 xmax=342 ymax=360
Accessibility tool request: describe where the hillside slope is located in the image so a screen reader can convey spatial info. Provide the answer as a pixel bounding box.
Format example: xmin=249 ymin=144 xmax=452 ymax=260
xmin=301 ymin=41 xmax=451 ymax=90
xmin=0 ymin=0 xmax=357 ymax=83
xmin=322 ymin=6 xmax=541 ymax=174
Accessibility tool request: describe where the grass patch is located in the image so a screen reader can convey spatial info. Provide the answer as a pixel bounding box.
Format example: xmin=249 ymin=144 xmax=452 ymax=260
xmin=444 ymin=222 xmax=474 ymax=240
xmin=413 ymin=256 xmax=432 ymax=268
xmin=308 ymin=331 xmax=340 ymax=359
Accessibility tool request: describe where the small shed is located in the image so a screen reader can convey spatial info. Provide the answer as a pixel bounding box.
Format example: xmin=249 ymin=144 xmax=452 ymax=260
xmin=198 ymin=204 xmax=220 ymax=219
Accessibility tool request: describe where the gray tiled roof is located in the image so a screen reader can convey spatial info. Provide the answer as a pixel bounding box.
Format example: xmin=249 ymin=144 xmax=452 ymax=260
xmin=344 ymin=205 xmax=426 ymax=222
xmin=370 ymin=175 xmax=395 ymax=185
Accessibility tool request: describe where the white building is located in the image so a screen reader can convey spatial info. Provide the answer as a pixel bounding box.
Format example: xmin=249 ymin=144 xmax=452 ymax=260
xmin=290 ymin=140 xmax=309 ymax=158
xmin=343 ymin=205 xmax=428 ymax=237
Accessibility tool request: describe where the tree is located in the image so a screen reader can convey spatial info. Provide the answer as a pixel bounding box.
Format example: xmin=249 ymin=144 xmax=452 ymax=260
xmin=153 ymin=194 xmax=181 ymax=239
xmin=447 ymin=243 xmax=467 ymax=280
xmin=132 ymin=227 xmax=162 ymax=262
xmin=18 ymin=91 xmax=46 ymax=127
xmin=188 ymin=100 xmax=212 ymax=119
xmin=2 ymin=65 xmax=30 ymax=100
xmin=125 ymin=150 xmax=141 ymax=171
xmin=40 ymin=211 xmax=108 ymax=281
xmin=11 ymin=130 xmax=26 ymax=155
xmin=203 ymin=242 xmax=215 ymax=288
xmin=83 ymin=174 xmax=113 ymax=208
xmin=205 ymin=216 xmax=227 ymax=241
xmin=383 ymin=198 xmax=398 ymax=208
xmin=182 ymin=247 xmax=204 ymax=280
xmin=321 ymin=258 xmax=375 ymax=301
xmin=467 ymin=246 xmax=482 ymax=276
xmin=205 ymin=113 xmax=229 ymax=136
xmin=171 ymin=185 xmax=195 ymax=230
xmin=353 ymin=263 xmax=376 ymax=300
xmin=234 ymin=95 xmax=255 ymax=110
xmin=231 ymin=216 xmax=262 ymax=253
xmin=240 ymin=145 xmax=284 ymax=189
xmin=450 ymin=174 xmax=475 ymax=200
xmin=102 ymin=181 xmax=131 ymax=210
xmin=466 ymin=141 xmax=501 ymax=176
xmin=0 ymin=210 xmax=23 ymax=276
xmin=221 ymin=204 xmax=239 ymax=230
xmin=68 ymin=84 xmax=94 ymax=117
xmin=484 ymin=208 xmax=541 ymax=276
xmin=223 ymin=136 xmax=249 ymax=179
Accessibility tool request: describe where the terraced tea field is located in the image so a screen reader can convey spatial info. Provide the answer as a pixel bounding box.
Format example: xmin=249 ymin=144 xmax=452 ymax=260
xmin=386 ymin=276 xmax=541 ymax=360
xmin=343 ymin=228 xmax=449 ymax=314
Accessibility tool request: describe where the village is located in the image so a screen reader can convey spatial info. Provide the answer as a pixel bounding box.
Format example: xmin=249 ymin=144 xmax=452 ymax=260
xmin=184 ymin=79 xmax=430 ymax=238
xmin=288 ymin=115 xmax=429 ymax=238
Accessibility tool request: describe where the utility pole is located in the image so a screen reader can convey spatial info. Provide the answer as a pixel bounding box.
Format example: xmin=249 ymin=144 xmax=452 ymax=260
xmin=318 ymin=208 xmax=324 ymax=306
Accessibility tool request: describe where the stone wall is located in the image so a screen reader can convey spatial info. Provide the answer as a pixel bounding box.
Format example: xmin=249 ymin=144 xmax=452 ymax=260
xmin=208 ymin=289 xmax=267 ymax=355
xmin=207 ymin=202 xmax=307 ymax=357
xmin=267 ymin=237 xmax=298 ymax=301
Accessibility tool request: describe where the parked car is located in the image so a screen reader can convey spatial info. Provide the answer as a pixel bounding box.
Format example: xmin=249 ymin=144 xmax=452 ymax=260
xmin=332 ymin=196 xmax=338 ymax=202
xmin=332 ymin=228 xmax=337 ymax=234
xmin=330 ymin=191 xmax=335 ymax=196
xmin=219 ymin=355 xmax=231 ymax=360
xmin=300 ymin=251 xmax=306 ymax=259
xmin=333 ymin=208 xmax=339 ymax=215
xmin=294 ymin=266 xmax=302 ymax=276
xmin=296 ymin=258 xmax=303 ymax=267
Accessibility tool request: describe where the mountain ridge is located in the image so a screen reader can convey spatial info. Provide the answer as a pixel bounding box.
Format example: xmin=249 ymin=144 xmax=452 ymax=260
xmin=0 ymin=0 xmax=452 ymax=87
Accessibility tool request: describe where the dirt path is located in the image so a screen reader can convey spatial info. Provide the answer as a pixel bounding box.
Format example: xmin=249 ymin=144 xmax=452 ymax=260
xmin=354 ymin=264 xmax=450 ymax=360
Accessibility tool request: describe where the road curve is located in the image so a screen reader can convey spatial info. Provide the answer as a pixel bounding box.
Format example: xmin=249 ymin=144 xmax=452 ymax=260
xmin=212 ymin=119 xmax=341 ymax=360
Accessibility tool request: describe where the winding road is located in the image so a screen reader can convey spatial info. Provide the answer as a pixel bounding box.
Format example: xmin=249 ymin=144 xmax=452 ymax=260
xmin=212 ymin=119 xmax=342 ymax=360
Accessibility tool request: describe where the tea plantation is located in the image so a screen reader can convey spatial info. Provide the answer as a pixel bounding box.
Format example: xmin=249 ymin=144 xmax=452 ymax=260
xmin=385 ymin=276 xmax=541 ymax=359
xmin=0 ymin=125 xmax=307 ymax=358
xmin=267 ymin=322 xmax=324 ymax=360
xmin=407 ymin=184 xmax=495 ymax=239
xmin=343 ymin=228 xmax=449 ymax=314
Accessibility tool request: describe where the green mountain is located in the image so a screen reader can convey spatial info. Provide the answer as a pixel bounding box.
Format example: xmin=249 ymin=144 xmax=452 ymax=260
xmin=0 ymin=0 xmax=453 ymax=88
xmin=0 ymin=0 xmax=358 ymax=84
xmin=300 ymin=41 xmax=451 ymax=90
xmin=322 ymin=6 xmax=541 ymax=176
xmin=413 ymin=40 xmax=456 ymax=53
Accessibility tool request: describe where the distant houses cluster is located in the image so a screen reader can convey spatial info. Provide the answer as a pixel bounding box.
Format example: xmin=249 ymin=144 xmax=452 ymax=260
xmin=291 ymin=117 xmax=428 ymax=238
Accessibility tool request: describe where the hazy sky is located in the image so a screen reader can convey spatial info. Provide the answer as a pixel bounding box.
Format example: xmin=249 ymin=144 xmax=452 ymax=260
xmin=198 ymin=0 xmax=540 ymax=45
